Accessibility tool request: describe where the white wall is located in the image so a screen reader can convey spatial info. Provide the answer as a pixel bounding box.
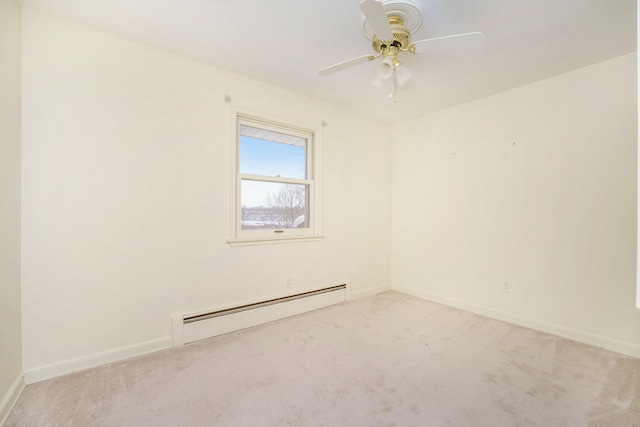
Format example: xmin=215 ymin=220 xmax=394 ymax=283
xmin=392 ymin=53 xmax=640 ymax=357
xmin=21 ymin=8 xmax=392 ymax=377
xmin=637 ymin=0 xmax=640 ymax=309
xmin=0 ymin=0 xmax=23 ymax=421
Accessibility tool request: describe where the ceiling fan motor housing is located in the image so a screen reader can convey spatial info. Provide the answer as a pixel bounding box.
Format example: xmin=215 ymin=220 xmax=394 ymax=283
xmin=372 ymin=15 xmax=411 ymax=52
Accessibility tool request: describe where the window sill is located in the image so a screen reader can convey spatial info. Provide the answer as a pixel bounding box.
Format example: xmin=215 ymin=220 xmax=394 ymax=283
xmin=226 ymin=234 xmax=324 ymax=247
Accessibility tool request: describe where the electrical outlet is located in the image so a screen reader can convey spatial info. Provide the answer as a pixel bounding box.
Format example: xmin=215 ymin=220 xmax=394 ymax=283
xmin=503 ymin=283 xmax=511 ymax=293
xmin=286 ymin=276 xmax=293 ymax=288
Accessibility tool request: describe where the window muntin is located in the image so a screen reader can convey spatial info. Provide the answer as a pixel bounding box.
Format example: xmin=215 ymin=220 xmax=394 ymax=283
xmin=231 ymin=114 xmax=319 ymax=242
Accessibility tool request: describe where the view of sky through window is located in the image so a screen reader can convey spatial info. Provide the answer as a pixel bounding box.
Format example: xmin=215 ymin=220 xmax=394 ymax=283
xmin=239 ymin=136 xmax=306 ymax=207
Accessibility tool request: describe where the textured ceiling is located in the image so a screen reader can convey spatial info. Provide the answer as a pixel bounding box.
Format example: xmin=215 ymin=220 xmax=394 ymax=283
xmin=21 ymin=0 xmax=637 ymax=123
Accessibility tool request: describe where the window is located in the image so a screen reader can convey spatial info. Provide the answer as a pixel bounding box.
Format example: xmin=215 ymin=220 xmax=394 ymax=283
xmin=229 ymin=113 xmax=321 ymax=243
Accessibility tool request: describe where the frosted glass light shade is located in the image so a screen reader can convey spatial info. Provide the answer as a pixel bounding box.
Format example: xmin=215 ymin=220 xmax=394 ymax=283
xmin=370 ymin=73 xmax=385 ymax=87
xmin=395 ymin=64 xmax=412 ymax=87
xmin=376 ymin=56 xmax=394 ymax=80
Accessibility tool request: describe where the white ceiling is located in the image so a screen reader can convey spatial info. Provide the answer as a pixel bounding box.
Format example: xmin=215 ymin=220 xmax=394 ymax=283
xmin=21 ymin=0 xmax=636 ymax=123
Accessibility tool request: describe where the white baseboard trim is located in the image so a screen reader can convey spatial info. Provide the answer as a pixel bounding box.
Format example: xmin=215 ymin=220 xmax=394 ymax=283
xmin=393 ymin=285 xmax=640 ymax=359
xmin=0 ymin=373 xmax=24 ymax=426
xmin=350 ymin=284 xmax=391 ymax=300
xmin=24 ymin=337 xmax=172 ymax=384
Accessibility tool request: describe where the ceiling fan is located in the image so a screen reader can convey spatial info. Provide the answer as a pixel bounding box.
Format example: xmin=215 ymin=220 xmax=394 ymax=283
xmin=319 ymin=0 xmax=485 ymax=102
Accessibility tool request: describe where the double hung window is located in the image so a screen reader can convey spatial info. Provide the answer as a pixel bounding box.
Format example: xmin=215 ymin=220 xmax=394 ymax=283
xmin=230 ymin=114 xmax=321 ymax=243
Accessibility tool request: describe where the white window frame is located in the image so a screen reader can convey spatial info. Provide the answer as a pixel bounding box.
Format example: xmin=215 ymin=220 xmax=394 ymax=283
xmin=228 ymin=109 xmax=322 ymax=244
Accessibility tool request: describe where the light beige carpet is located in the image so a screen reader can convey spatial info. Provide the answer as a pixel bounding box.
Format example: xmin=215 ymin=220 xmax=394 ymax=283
xmin=6 ymin=291 xmax=640 ymax=426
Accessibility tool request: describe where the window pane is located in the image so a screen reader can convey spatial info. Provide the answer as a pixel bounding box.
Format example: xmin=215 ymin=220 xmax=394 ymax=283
xmin=241 ymin=180 xmax=309 ymax=230
xmin=239 ymin=125 xmax=307 ymax=179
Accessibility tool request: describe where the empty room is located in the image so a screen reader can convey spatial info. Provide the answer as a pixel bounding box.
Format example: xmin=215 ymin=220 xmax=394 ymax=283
xmin=1 ymin=0 xmax=639 ymax=425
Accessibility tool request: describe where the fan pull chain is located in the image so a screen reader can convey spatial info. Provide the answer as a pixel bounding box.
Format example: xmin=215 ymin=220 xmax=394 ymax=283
xmin=393 ymin=74 xmax=398 ymax=103
xmin=388 ymin=70 xmax=397 ymax=103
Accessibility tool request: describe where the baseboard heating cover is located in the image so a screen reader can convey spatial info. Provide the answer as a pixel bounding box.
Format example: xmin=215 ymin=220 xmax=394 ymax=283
xmin=171 ymin=283 xmax=349 ymax=346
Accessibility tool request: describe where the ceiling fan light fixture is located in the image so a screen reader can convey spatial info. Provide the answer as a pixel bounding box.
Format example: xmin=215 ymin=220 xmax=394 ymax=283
xmin=394 ymin=63 xmax=412 ymax=87
xmin=318 ymin=0 xmax=485 ymax=102
xmin=370 ymin=73 xmax=386 ymax=87
xmin=376 ymin=56 xmax=395 ymax=79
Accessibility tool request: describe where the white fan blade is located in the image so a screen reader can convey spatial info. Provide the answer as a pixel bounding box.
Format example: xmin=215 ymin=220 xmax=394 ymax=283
xmin=319 ymin=54 xmax=375 ymax=76
xmin=360 ymin=0 xmax=393 ymax=41
xmin=410 ymin=32 xmax=485 ymax=54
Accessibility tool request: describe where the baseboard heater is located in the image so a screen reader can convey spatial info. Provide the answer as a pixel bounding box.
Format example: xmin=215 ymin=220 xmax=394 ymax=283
xmin=171 ymin=283 xmax=348 ymax=346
